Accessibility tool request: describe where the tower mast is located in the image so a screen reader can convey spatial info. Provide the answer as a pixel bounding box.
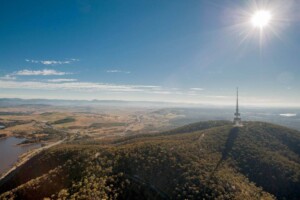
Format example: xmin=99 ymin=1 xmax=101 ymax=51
xmin=233 ymin=87 xmax=242 ymax=127
xmin=236 ymin=87 xmax=239 ymax=116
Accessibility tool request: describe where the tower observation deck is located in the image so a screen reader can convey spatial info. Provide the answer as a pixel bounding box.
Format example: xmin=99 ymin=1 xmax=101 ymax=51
xmin=234 ymin=88 xmax=243 ymax=127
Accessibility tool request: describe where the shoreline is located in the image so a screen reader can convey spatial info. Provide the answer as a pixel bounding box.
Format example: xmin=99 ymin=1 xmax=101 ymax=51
xmin=0 ymin=137 xmax=66 ymax=183
xmin=0 ymin=135 xmax=42 ymax=146
xmin=0 ymin=132 xmax=49 ymax=146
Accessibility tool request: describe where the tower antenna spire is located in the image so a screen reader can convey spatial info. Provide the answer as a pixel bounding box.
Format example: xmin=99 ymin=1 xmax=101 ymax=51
xmin=236 ymin=87 xmax=239 ymax=114
xmin=233 ymin=87 xmax=243 ymax=127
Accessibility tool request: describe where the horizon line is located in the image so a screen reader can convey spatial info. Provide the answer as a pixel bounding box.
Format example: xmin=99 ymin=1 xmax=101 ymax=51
xmin=0 ymin=97 xmax=299 ymax=108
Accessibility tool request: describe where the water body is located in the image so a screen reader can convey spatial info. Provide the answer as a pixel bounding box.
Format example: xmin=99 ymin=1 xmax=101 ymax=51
xmin=0 ymin=125 xmax=5 ymax=129
xmin=0 ymin=137 xmax=41 ymax=175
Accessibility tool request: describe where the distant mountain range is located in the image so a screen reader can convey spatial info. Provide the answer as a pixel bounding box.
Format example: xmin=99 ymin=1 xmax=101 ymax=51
xmin=0 ymin=98 xmax=207 ymax=108
xmin=0 ymin=98 xmax=300 ymax=131
xmin=1 ymin=121 xmax=299 ymax=199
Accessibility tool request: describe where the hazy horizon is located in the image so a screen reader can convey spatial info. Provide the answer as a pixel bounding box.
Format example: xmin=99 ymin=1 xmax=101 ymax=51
xmin=1 ymin=97 xmax=300 ymax=109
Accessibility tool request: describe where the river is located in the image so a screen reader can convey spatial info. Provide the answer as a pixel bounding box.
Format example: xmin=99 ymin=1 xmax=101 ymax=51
xmin=0 ymin=137 xmax=41 ymax=175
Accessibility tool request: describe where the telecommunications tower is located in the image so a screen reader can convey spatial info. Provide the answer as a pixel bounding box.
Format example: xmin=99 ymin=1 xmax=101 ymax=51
xmin=233 ymin=87 xmax=243 ymax=127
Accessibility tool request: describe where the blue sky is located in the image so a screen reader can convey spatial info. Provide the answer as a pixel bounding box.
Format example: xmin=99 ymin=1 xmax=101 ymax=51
xmin=0 ymin=0 xmax=299 ymax=106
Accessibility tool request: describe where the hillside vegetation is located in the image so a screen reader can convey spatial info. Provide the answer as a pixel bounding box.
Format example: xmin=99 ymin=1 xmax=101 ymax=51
xmin=51 ymin=117 xmax=76 ymax=125
xmin=0 ymin=121 xmax=299 ymax=200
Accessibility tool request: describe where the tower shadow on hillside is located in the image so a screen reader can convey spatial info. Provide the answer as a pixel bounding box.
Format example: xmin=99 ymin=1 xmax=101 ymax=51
xmin=209 ymin=127 xmax=239 ymax=179
xmin=221 ymin=127 xmax=239 ymax=161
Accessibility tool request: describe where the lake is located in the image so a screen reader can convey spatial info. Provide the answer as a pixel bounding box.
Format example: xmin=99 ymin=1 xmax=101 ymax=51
xmin=0 ymin=137 xmax=41 ymax=175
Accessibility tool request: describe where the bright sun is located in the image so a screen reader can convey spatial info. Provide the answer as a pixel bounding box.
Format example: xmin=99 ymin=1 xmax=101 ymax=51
xmin=251 ymin=10 xmax=272 ymax=28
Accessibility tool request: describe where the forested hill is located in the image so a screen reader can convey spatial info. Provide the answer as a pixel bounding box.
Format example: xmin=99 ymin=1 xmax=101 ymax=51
xmin=1 ymin=121 xmax=300 ymax=200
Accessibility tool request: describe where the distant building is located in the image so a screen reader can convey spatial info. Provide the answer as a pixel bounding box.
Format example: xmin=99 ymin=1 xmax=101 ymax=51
xmin=234 ymin=88 xmax=243 ymax=127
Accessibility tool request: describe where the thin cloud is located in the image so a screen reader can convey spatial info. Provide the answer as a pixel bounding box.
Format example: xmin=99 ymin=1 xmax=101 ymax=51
xmin=106 ymin=70 xmax=131 ymax=74
xmin=0 ymin=79 xmax=195 ymax=97
xmin=70 ymin=58 xmax=80 ymax=62
xmin=47 ymin=79 xmax=77 ymax=83
xmin=14 ymin=69 xmax=71 ymax=76
xmin=0 ymin=79 xmax=160 ymax=93
xmin=190 ymin=87 xmax=204 ymax=91
xmin=151 ymin=91 xmax=173 ymax=95
xmin=0 ymin=75 xmax=16 ymax=80
xmin=25 ymin=58 xmax=79 ymax=65
xmin=0 ymin=78 xmax=207 ymax=98
xmin=279 ymin=113 xmax=297 ymax=117
xmin=42 ymin=61 xmax=70 ymax=65
xmin=205 ymin=95 xmax=231 ymax=99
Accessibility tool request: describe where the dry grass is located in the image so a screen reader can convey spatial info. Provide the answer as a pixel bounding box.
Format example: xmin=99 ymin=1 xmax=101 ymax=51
xmin=0 ymin=106 xmax=182 ymax=140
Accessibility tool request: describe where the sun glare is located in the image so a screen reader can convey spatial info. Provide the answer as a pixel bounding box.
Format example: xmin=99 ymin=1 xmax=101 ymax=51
xmin=251 ymin=10 xmax=272 ymax=28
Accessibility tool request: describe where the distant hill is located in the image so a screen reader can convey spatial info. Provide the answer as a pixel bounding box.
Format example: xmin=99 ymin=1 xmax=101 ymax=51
xmin=0 ymin=98 xmax=205 ymax=108
xmin=1 ymin=121 xmax=300 ymax=199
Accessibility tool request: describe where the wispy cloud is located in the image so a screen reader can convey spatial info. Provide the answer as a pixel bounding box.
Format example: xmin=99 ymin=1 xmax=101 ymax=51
xmin=190 ymin=87 xmax=204 ymax=91
xmin=14 ymin=69 xmax=71 ymax=76
xmin=0 ymin=80 xmax=159 ymax=92
xmin=151 ymin=91 xmax=173 ymax=95
xmin=0 ymin=79 xmax=198 ymax=96
xmin=47 ymin=79 xmax=77 ymax=83
xmin=106 ymin=70 xmax=131 ymax=74
xmin=205 ymin=95 xmax=231 ymax=99
xmin=0 ymin=75 xmax=16 ymax=80
xmin=0 ymin=77 xmax=295 ymax=106
xmin=0 ymin=77 xmax=210 ymax=102
xmin=279 ymin=113 xmax=297 ymax=117
xmin=25 ymin=58 xmax=79 ymax=65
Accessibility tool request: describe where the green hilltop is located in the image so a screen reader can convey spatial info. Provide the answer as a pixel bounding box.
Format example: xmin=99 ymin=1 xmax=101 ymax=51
xmin=1 ymin=121 xmax=300 ymax=200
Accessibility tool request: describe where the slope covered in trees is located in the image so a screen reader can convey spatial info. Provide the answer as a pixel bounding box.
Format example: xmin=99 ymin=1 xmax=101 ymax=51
xmin=0 ymin=121 xmax=299 ymax=200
